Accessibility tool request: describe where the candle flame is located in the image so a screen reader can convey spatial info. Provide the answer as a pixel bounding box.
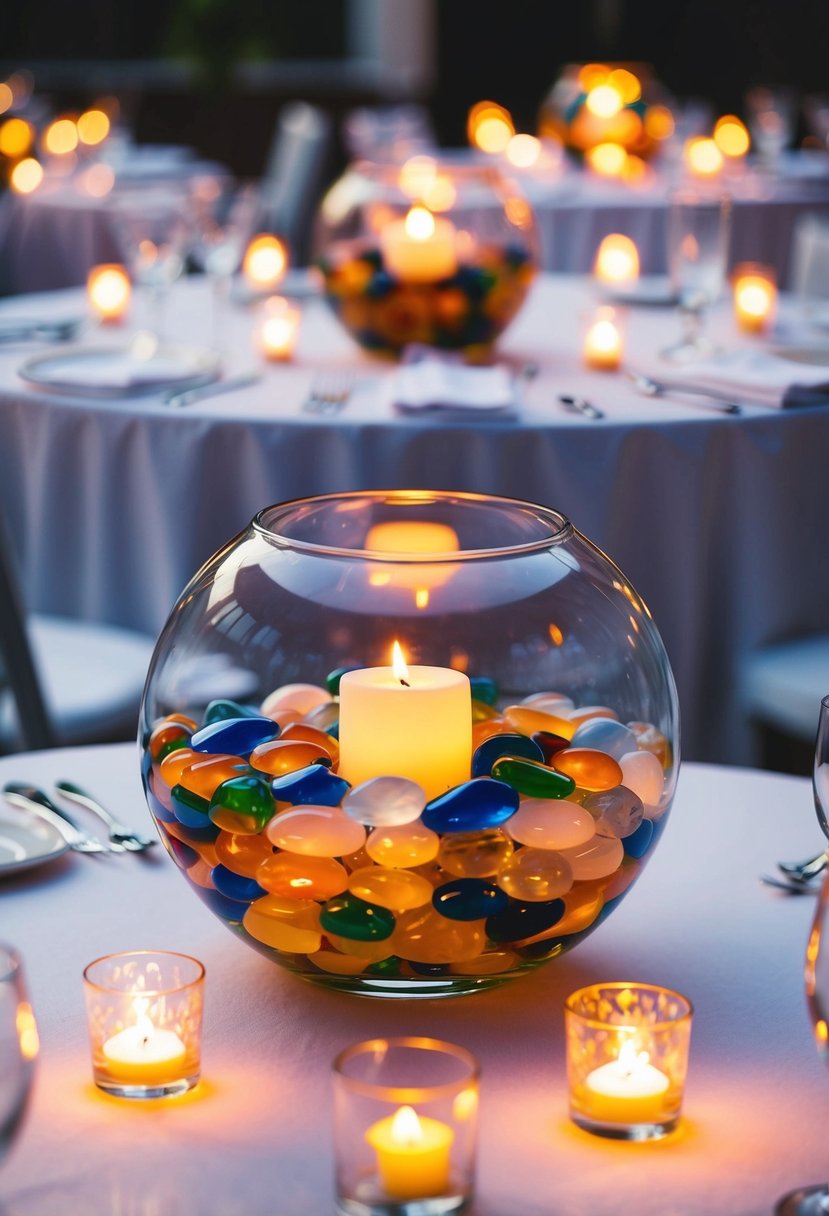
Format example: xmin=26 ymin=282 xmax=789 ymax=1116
xmin=392 ymin=641 xmax=410 ymax=686
xmin=131 ymin=996 xmax=156 ymax=1044
xmin=404 ymin=206 xmax=436 ymax=242
xmin=391 ymin=1105 xmax=424 ymax=1146
xmin=616 ymin=1039 xmax=650 ymax=1077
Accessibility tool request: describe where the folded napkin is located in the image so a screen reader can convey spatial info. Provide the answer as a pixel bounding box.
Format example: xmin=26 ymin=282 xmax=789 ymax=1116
xmin=392 ymin=358 xmax=518 ymax=419
xmin=658 ymin=347 xmax=829 ymax=409
xmin=36 ymin=352 xmax=203 ymax=390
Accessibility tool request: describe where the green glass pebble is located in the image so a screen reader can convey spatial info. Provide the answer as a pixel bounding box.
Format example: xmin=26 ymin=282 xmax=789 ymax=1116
xmin=171 ymin=783 xmax=212 ymax=829
xmin=368 ymin=955 xmax=402 ymax=977
xmin=320 ymin=893 xmax=395 ymax=942
xmin=491 ymin=756 xmax=576 ymax=799
xmin=469 ymin=676 xmax=498 ymax=706
xmin=203 ymin=699 xmax=263 ymax=725
xmin=209 ymin=776 xmax=276 ymax=834
xmin=326 ymin=666 xmax=360 ymax=696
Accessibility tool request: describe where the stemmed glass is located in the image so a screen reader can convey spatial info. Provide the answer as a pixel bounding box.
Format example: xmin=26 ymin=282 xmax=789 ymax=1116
xmin=1 ymin=945 xmax=38 ymax=1167
xmin=776 ymin=694 xmax=829 ymax=1215
xmin=110 ymin=187 xmax=193 ymax=341
xmin=662 ymin=188 xmax=732 ymax=363
xmin=189 ymin=178 xmax=260 ymax=349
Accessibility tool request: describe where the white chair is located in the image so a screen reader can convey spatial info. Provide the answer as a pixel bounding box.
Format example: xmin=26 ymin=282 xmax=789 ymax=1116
xmin=740 ymin=633 xmax=829 ymax=749
xmin=258 ymin=101 xmax=333 ymax=265
xmin=0 ymin=511 xmax=156 ymax=752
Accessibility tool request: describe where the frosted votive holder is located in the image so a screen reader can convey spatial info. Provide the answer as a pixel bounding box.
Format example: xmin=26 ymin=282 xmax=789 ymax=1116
xmin=332 ymin=1036 xmax=479 ymax=1216
xmin=83 ymin=950 xmax=204 ymax=1099
xmin=565 ymin=981 xmax=693 ymax=1141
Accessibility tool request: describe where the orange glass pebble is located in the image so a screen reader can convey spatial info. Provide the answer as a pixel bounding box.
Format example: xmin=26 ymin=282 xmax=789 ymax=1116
xmin=257 ymin=852 xmax=348 ymax=901
xmin=265 ymin=806 xmax=365 ymax=857
xmin=451 ymin=950 xmax=519 ymax=976
xmin=178 ymin=755 xmax=250 ymax=800
xmin=365 ymin=823 xmax=440 ymax=869
xmin=214 ymin=830 xmax=273 ymax=878
xmin=438 ymin=828 xmax=514 ymax=878
xmin=503 ymin=704 xmax=576 ymax=741
xmin=307 ymin=949 xmax=366 ymax=975
xmin=552 ymin=747 xmax=623 ymax=791
xmin=243 ymin=894 xmax=322 ymax=953
xmin=471 ymin=718 xmax=507 ymax=749
xmin=186 ymin=857 xmax=215 ymax=890
xmin=149 ymin=720 xmax=192 ymax=761
xmin=279 ymin=723 xmax=340 ymax=766
xmin=324 ymin=932 xmax=395 ymax=962
xmin=163 ymin=819 xmax=219 ymax=867
xmin=158 ymin=746 xmax=200 ymax=788
xmin=148 ymin=767 xmax=173 ymax=812
xmin=565 ymin=705 xmax=619 ymax=726
xmin=250 ymin=739 xmax=332 ymax=777
xmin=347 ymin=866 xmax=433 ymax=912
xmin=165 ymin=712 xmax=199 ymax=731
xmin=391 ymin=907 xmax=487 ymax=965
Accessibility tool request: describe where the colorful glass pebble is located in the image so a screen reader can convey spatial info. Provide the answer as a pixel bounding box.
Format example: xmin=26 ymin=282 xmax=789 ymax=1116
xmin=471 ymin=718 xmax=508 ymax=749
xmin=163 ymin=818 xmax=219 ymax=862
xmin=421 ymin=778 xmax=519 ymax=834
xmin=178 ymin=754 xmax=250 ymax=801
xmin=437 ymin=828 xmax=513 ymax=878
xmin=486 ymin=896 xmax=566 ymax=943
xmin=261 ymin=682 xmax=331 ymax=718
xmin=279 ymin=723 xmax=340 ymax=765
xmin=249 ymin=740 xmax=332 ymax=778
xmin=257 ymin=852 xmax=348 ymax=901
xmin=146 ymin=769 xmax=174 ymax=820
xmin=203 ymin=699 xmax=262 ymax=725
xmin=188 ymin=854 xmax=218 ymax=887
xmin=391 ymin=907 xmax=487 ymax=964
xmin=214 ymin=830 xmax=273 ymax=878
xmin=471 ymin=698 xmax=500 ymax=723
xmin=503 ymin=704 xmax=576 ymax=740
xmin=270 ymin=763 xmax=350 ymax=807
xmin=208 ymin=775 xmax=275 ymax=834
xmin=347 ymin=866 xmax=433 ymax=912
xmin=497 ymin=847 xmax=574 ymax=902
xmin=243 ymin=894 xmax=322 ymax=953
xmin=521 ymin=692 xmax=575 ymax=715
xmin=627 ymin=721 xmax=672 ymax=766
xmin=326 ymin=666 xmax=360 ymax=697
xmin=190 ymin=716 xmax=278 ymax=757
xmin=158 ymin=746 xmax=200 ymax=789
xmin=366 ymin=823 xmax=440 ymax=868
xmin=308 ymin=949 xmax=366 ymax=975
xmin=211 ymin=863 xmax=267 ymax=903
xmin=471 ymin=732 xmax=543 ymax=777
xmin=552 ymin=748 xmax=623 ymax=791
xmin=303 ymin=701 xmax=341 ymax=732
xmin=452 ymin=951 xmax=519 ymax=976
xmin=583 ymin=786 xmax=644 ymax=839
xmin=162 ymin=832 xmax=199 ymax=870
xmin=531 ymin=730 xmax=570 ymax=763
xmin=265 ymin=806 xmax=366 ymax=857
xmin=566 ymin=705 xmax=619 ymax=726
xmin=491 ymin=756 xmax=576 ymax=799
xmin=547 ymin=885 xmax=604 ymax=938
xmin=619 ymin=750 xmax=665 ymax=809
xmin=197 ymin=887 xmax=250 ymax=922
xmin=557 ymin=834 xmax=624 ymax=880
xmin=623 ymin=818 xmax=655 ymax=859
xmin=505 ymin=797 xmax=596 ymax=850
xmin=433 ymin=878 xmax=508 ymax=920
xmin=170 ymin=783 xmax=212 ymax=829
xmin=320 ymin=893 xmax=395 ymax=941
xmin=570 ymin=717 xmax=637 ymax=760
xmin=342 ymin=776 xmax=426 ymax=827
xmin=148 ymin=720 xmax=192 ymax=762
xmin=470 ymin=676 xmax=498 ymax=705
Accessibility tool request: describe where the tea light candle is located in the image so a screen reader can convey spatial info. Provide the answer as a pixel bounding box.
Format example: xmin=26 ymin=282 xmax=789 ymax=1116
xmin=257 ymin=296 xmax=301 ymax=361
xmin=594 ymin=234 xmax=640 ymax=286
xmin=583 ymin=1041 xmax=669 ymax=1125
xmin=733 ymin=264 xmax=777 ymax=333
xmin=102 ymin=998 xmax=187 ymax=1086
xmin=380 ymin=206 xmax=458 ymax=283
xmin=243 ymin=234 xmax=288 ymax=292
xmin=583 ymin=307 xmax=623 ymax=370
xmin=87 ymin=263 xmax=131 ymax=323
xmin=366 ymin=1105 xmax=454 ymax=1200
xmin=338 ymin=641 xmax=471 ymax=800
xmin=683 ymin=136 xmax=724 ymax=178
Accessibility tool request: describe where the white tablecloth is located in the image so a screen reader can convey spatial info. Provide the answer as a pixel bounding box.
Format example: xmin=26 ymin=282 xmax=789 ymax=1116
xmin=0 ymin=742 xmax=823 ymax=1215
xmin=1 ymin=275 xmax=827 ymax=766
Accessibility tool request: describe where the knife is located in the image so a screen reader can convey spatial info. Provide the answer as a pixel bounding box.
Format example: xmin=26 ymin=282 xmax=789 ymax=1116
xmin=557 ymin=393 xmax=605 ymax=420
xmin=3 ymin=782 xmax=115 ymax=853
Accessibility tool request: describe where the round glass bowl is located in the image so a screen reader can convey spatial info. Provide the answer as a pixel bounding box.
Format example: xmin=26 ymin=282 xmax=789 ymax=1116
xmin=314 ymin=159 xmax=539 ymax=356
xmin=139 ymin=491 xmax=680 ymax=998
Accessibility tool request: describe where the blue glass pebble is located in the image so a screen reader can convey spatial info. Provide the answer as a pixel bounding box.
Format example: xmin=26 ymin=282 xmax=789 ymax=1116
xmin=422 ymin=778 xmax=519 ymax=834
xmin=203 ymin=699 xmax=263 ymax=725
xmin=211 ymin=864 xmax=267 ymax=903
xmin=485 ymin=896 xmax=566 ymax=943
xmin=271 ymin=763 xmax=350 ymax=807
xmin=171 ymin=783 xmax=213 ymax=829
xmin=623 ymin=818 xmax=654 ymax=859
xmin=570 ymin=717 xmax=637 ymax=759
xmin=433 ymin=878 xmax=508 ymax=921
xmin=472 ymin=733 xmax=543 ymax=777
xmin=145 ymin=783 xmax=175 ymax=824
xmin=190 ymin=716 xmax=278 ymax=757
xmin=195 ymin=885 xmax=250 ymax=922
xmin=469 ymin=677 xmax=498 ymax=706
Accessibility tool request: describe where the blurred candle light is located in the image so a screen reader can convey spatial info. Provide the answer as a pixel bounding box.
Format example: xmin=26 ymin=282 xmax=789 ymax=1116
xmin=243 ymin=234 xmax=289 ymax=292
xmin=9 ymin=157 xmax=43 ymax=194
xmin=684 ymin=136 xmax=724 ymax=178
xmin=585 ymin=84 xmax=624 ymax=120
xmin=257 ymin=296 xmax=301 ymax=361
xmin=583 ymin=306 xmax=623 ymax=370
xmin=713 ymin=115 xmax=750 ymax=159
xmin=467 ymin=101 xmax=514 ymax=154
xmin=77 ymin=109 xmax=111 ymax=147
xmin=505 ymin=133 xmax=542 ymax=169
xmin=381 ymin=205 xmax=458 ymax=283
xmin=586 ymin=142 xmax=628 ymax=177
xmin=732 ymin=263 xmax=777 ymax=332
xmin=0 ymin=82 xmax=12 ymax=115
xmin=87 ymin=264 xmax=131 ymax=323
xmin=644 ymin=105 xmax=675 ymax=143
xmin=43 ymin=118 xmax=79 ymax=156
xmin=594 ymin=234 xmax=640 ymax=285
xmin=0 ymin=117 xmax=34 ymax=159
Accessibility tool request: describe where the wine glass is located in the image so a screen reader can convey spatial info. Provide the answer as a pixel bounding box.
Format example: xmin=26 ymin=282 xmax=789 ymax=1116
xmin=110 ymin=187 xmax=193 ymax=341
xmin=776 ymin=694 xmax=829 ymax=1216
xmin=189 ymin=178 xmax=260 ymax=349
xmin=662 ymin=188 xmax=732 ymax=363
xmin=746 ymin=86 xmax=796 ymax=173
xmin=0 ymin=945 xmax=38 ymax=1167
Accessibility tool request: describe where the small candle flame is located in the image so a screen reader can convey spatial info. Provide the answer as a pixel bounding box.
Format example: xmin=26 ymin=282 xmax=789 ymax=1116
xmin=392 ymin=640 xmax=410 ymax=686
xmin=616 ymin=1039 xmax=649 ymax=1077
xmin=404 ymin=206 xmax=436 ymax=242
xmin=390 ymin=1105 xmax=423 ymax=1146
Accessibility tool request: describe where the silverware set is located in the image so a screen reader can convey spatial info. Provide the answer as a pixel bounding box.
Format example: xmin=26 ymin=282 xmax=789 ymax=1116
xmin=162 ymin=371 xmax=262 ymax=408
xmin=3 ymin=780 xmax=157 ymax=856
xmin=301 ymin=371 xmax=354 ymax=415
xmin=0 ymin=317 xmax=83 ymax=345
xmin=760 ymin=847 xmax=827 ymax=894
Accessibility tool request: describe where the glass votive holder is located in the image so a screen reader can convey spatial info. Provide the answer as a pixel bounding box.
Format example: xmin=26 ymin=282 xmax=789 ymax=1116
xmin=86 ymin=263 xmax=131 ymax=324
xmin=332 ymin=1036 xmax=479 ymax=1216
xmin=255 ymin=295 xmax=302 ymax=362
xmin=564 ymin=981 xmax=693 ymax=1141
xmin=582 ymin=304 xmax=626 ymax=370
xmin=83 ymin=950 xmax=204 ymax=1100
xmin=731 ymin=261 xmax=777 ymax=334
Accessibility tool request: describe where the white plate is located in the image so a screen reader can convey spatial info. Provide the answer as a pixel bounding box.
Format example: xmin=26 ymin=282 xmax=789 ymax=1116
xmin=18 ymin=342 xmax=221 ymax=398
xmin=603 ymin=275 xmax=678 ymax=306
xmin=0 ymin=809 xmax=69 ymax=877
xmin=769 ymin=344 xmax=829 ymax=366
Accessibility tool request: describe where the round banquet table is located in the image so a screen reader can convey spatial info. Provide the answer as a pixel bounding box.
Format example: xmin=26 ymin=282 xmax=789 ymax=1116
xmin=0 ymin=274 xmax=827 ymax=768
xmin=0 ymin=742 xmax=825 ymax=1215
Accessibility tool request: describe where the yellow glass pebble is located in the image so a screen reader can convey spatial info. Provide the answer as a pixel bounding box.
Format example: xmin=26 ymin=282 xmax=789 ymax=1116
xmin=265 ymin=806 xmax=366 ymax=857
xmin=471 ymin=698 xmax=500 ymax=723
xmin=257 ymin=852 xmax=348 ymax=900
xmin=451 ymin=950 xmax=520 ymax=976
xmin=471 ymin=718 xmax=507 ymax=749
xmin=365 ymin=823 xmax=440 ymax=868
xmin=158 ymin=746 xmax=199 ymax=788
xmin=497 ymin=847 xmax=574 ymax=902
xmin=552 ymin=747 xmax=623 ymax=791
xmin=347 ymin=866 xmax=433 ymax=912
xmin=279 ymin=722 xmax=340 ymax=766
xmin=438 ymin=828 xmax=514 ymax=878
xmin=214 ymin=830 xmax=273 ymax=878
xmin=244 ymin=894 xmax=322 ymax=952
xmin=391 ymin=907 xmax=487 ymax=964
xmin=503 ymin=704 xmax=576 ymax=740
xmin=307 ymin=950 xmax=367 ymax=975
xmin=325 ymin=931 xmax=396 ymax=961
xmin=552 ymin=886 xmax=604 ymax=936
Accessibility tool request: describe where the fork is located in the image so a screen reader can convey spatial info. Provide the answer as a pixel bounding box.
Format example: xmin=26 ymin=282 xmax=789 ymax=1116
xmin=54 ymin=780 xmax=158 ymax=852
xmin=778 ymin=849 xmax=827 ymax=882
xmin=3 ymin=784 xmax=112 ymax=853
xmin=624 ymin=368 xmax=743 ymax=415
xmin=301 ymin=371 xmax=354 ymax=415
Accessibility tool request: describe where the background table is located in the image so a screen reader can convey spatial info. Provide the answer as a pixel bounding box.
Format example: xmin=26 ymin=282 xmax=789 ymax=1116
xmin=0 ymin=742 xmax=824 ymax=1215
xmin=1 ymin=275 xmax=827 ymax=766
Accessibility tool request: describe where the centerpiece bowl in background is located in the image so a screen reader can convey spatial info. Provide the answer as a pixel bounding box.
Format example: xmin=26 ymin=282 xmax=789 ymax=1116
xmin=314 ymin=159 xmax=539 ymax=357
xmin=139 ymin=491 xmax=679 ymax=998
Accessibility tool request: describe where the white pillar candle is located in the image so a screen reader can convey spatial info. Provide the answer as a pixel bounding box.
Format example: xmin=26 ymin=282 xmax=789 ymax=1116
xmin=381 ymin=206 xmax=458 ymax=283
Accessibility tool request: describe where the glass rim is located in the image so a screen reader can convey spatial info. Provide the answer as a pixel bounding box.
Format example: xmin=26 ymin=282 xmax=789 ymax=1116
xmin=0 ymin=943 xmax=21 ymax=984
xmin=253 ymin=490 xmax=571 ymax=563
xmin=332 ymin=1035 xmax=480 ymax=1102
xmin=822 ymin=693 xmax=829 ymax=710
xmin=564 ymin=980 xmax=694 ymax=1027
xmin=82 ymin=949 xmax=205 ymax=995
